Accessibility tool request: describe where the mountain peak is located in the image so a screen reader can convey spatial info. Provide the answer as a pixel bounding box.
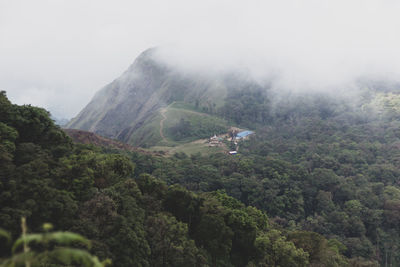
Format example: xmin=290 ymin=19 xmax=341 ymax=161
xmin=66 ymin=47 xmax=265 ymax=147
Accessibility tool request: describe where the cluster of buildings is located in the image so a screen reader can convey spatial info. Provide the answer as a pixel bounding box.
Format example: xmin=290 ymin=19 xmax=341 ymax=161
xmin=208 ymin=130 xmax=254 ymax=155
xmin=208 ymin=134 xmax=224 ymax=147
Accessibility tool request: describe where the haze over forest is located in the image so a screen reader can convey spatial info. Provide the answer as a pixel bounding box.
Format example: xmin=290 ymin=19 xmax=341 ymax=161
xmin=2 ymin=0 xmax=400 ymax=119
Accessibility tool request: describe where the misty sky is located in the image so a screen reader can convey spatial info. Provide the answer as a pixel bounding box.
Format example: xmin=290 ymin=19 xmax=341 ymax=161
xmin=1 ymin=0 xmax=400 ymax=119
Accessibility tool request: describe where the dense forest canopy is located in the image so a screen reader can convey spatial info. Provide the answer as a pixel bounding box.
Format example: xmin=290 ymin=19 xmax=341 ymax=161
xmin=1 ymin=87 xmax=400 ymax=266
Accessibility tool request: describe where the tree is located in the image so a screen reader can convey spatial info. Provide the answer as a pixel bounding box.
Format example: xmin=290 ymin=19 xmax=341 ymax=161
xmin=146 ymin=213 xmax=204 ymax=267
xmin=254 ymin=230 xmax=309 ymax=267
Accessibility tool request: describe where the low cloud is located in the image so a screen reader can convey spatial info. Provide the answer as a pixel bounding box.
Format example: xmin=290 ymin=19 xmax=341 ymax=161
xmin=154 ymin=0 xmax=400 ymax=92
xmin=1 ymin=0 xmax=400 ymax=117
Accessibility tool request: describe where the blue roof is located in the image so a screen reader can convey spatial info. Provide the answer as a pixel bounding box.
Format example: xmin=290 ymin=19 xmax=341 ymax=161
xmin=236 ymin=130 xmax=254 ymax=138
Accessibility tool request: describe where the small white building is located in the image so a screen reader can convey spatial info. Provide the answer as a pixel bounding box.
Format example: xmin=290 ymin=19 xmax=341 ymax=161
xmin=209 ymin=134 xmax=222 ymax=147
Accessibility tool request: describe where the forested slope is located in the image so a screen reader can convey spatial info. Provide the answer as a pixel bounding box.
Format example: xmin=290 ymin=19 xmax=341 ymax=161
xmin=1 ymin=91 xmax=354 ymax=266
xmin=133 ymin=86 xmax=400 ymax=266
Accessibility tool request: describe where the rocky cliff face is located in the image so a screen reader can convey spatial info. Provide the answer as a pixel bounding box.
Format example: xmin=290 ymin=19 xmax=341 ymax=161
xmin=67 ymin=48 xmax=169 ymax=140
xmin=67 ymin=48 xmax=255 ymax=144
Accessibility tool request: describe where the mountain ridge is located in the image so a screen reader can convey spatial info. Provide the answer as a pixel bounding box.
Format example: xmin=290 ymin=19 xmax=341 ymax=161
xmin=67 ymin=48 xmax=262 ymax=146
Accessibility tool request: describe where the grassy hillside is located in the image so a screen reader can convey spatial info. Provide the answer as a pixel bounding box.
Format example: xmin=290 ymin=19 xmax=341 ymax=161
xmin=127 ymin=102 xmax=230 ymax=148
xmin=163 ymin=106 xmax=228 ymax=141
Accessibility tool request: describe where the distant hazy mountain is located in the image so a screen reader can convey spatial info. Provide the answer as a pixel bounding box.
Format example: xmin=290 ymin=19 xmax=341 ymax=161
xmin=67 ymin=48 xmax=262 ymax=146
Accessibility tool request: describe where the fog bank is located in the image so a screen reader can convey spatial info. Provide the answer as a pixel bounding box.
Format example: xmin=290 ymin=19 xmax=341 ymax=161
xmin=1 ymin=0 xmax=400 ymax=118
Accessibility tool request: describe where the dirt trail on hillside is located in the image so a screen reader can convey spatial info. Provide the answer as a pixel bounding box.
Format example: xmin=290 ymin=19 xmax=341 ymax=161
xmin=159 ymin=108 xmax=168 ymax=142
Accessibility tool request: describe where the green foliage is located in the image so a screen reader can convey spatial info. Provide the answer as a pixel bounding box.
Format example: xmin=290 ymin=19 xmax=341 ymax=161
xmin=287 ymin=231 xmax=349 ymax=266
xmin=12 ymin=231 xmax=91 ymax=254
xmin=126 ymin=90 xmax=400 ymax=265
xmin=0 ymin=219 xmax=110 ymax=267
xmin=4 ymin=90 xmax=400 ymax=266
xmin=163 ymin=185 xmax=202 ymax=229
xmin=146 ymin=213 xmax=204 ymax=267
xmin=254 ymin=230 xmax=309 ymax=267
xmin=166 ymin=115 xmax=227 ymax=142
xmin=0 ymin=229 xmax=11 ymax=245
xmin=168 ymin=118 xmax=193 ymax=140
xmin=218 ymin=84 xmax=271 ymax=127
